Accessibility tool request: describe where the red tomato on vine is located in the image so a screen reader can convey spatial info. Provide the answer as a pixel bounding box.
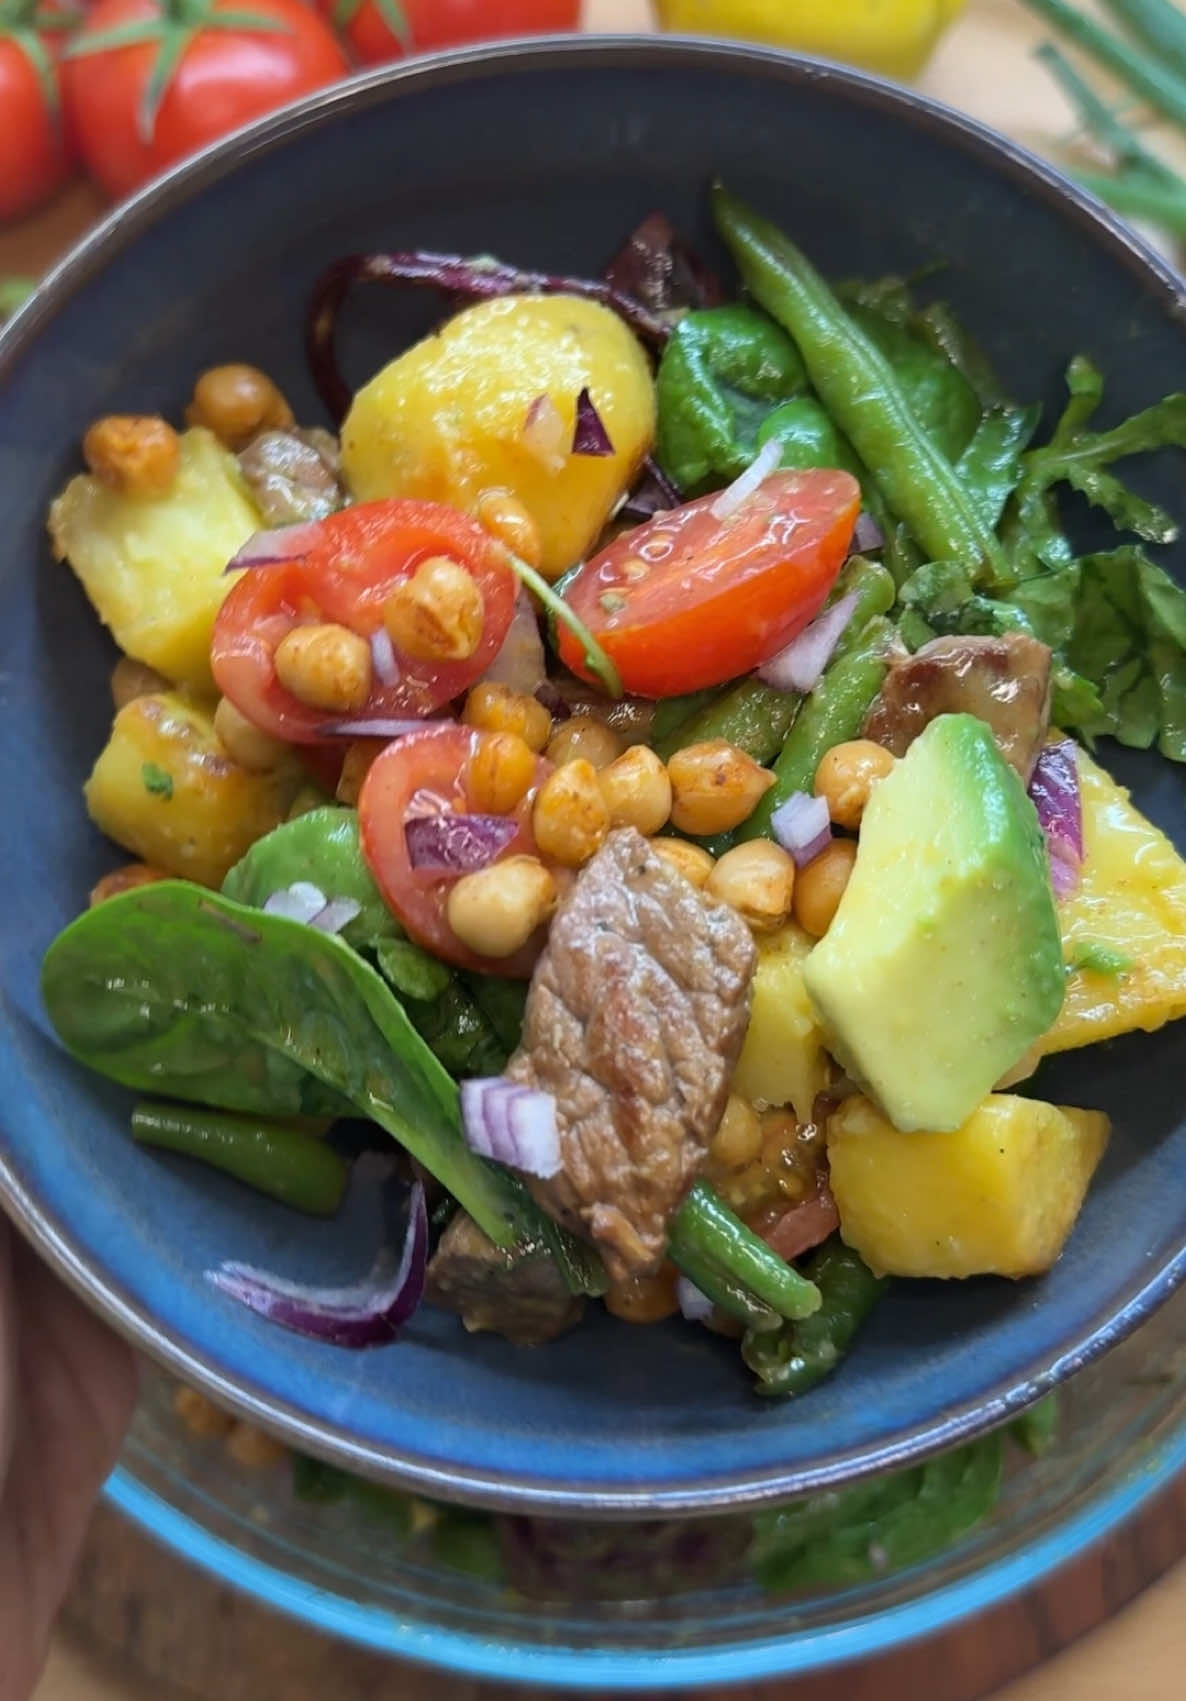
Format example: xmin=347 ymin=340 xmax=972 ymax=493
xmin=321 ymin=0 xmax=580 ymax=70
xmin=0 ymin=0 xmax=78 ymax=223
xmin=61 ymin=0 xmax=349 ymax=202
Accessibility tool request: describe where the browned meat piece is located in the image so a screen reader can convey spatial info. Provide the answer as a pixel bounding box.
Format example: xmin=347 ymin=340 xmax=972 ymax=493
xmin=863 ymin=633 xmax=1052 ymax=779
xmin=238 ymin=427 xmax=343 ymax=526
xmin=424 ymin=1211 xmax=583 ymax=1346
xmin=505 ymin=828 xmax=757 ymax=1282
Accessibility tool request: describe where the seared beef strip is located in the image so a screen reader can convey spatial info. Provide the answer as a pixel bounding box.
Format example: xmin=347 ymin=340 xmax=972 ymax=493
xmin=862 ymin=632 xmax=1052 ymax=780
xmin=425 ymin=1211 xmax=584 ymax=1346
xmin=237 ymin=427 xmax=343 ymax=526
xmin=505 ymin=828 xmax=757 ymax=1283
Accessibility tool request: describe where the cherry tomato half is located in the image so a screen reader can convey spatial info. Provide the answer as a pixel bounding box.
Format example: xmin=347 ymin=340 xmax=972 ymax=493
xmin=557 ymin=468 xmax=861 ymax=699
xmin=211 ymin=500 xmax=516 ymax=743
xmin=359 ymin=724 xmax=552 ymax=977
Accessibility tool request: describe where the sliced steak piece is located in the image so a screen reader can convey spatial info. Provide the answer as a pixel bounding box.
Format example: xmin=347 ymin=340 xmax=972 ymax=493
xmin=505 ymin=828 xmax=757 ymax=1283
xmin=237 ymin=427 xmax=343 ymax=526
xmin=863 ymin=632 xmax=1052 ymax=780
xmin=424 ymin=1211 xmax=583 ymax=1346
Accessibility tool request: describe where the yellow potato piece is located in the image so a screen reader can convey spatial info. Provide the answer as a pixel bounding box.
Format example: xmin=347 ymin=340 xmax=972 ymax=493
xmin=49 ymin=428 xmax=258 ymax=694
xmin=731 ymin=922 xmax=831 ymax=1122
xmin=340 ymin=295 xmax=656 ymax=578
xmin=85 ymin=692 xmax=304 ymax=889
xmin=1045 ymin=745 xmax=1186 ymax=1053
xmin=827 ymin=1093 xmax=1109 ymax=1280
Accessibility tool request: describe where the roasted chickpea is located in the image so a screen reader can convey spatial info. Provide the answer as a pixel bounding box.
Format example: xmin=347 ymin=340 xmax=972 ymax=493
xmin=336 ymin=738 xmax=387 ymax=806
xmin=604 ymin=1264 xmax=680 ymax=1324
xmin=89 ymin=862 xmax=166 ymax=907
xmin=710 ymin=1095 xmax=764 ymax=1169
xmin=446 ymin=855 xmax=556 ymax=958
xmin=83 ymin=414 xmax=180 ymax=497
xmin=667 ymin=740 xmax=776 ymax=836
xmin=110 ymin=656 xmax=168 ymax=711
xmin=814 ymin=739 xmax=896 ymax=830
xmin=599 ymin=745 xmax=672 ymax=835
xmin=463 ymin=681 xmax=552 ymax=751
xmin=225 ymin=1422 xmax=288 ymax=1469
xmin=649 ymin=836 xmax=715 ymax=888
xmin=467 ymin=731 xmax=537 ymax=814
xmin=532 ymin=758 xmax=610 ymax=867
xmin=545 ymin=714 xmax=622 ymax=770
xmin=187 ymin=363 xmax=293 ymax=446
xmin=383 ymin=555 xmax=485 ymax=662
xmin=213 ymin=696 xmax=289 ymax=773
xmin=273 ymin=622 xmax=372 ymax=714
xmin=173 ymin=1385 xmax=234 ymax=1441
xmin=792 ymin=839 xmax=858 ymax=937
xmin=705 ymin=839 xmax=795 ymax=933
xmin=474 ymin=487 xmax=542 ymax=570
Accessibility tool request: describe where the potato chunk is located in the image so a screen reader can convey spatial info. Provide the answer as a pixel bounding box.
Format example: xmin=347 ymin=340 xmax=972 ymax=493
xmin=730 ymin=922 xmax=831 ymax=1122
xmin=341 ymin=295 xmax=655 ymax=578
xmin=826 ymin=1093 xmax=1109 ymax=1279
xmin=50 ymin=427 xmax=259 ymax=693
xmin=85 ymin=692 xmax=304 ymax=888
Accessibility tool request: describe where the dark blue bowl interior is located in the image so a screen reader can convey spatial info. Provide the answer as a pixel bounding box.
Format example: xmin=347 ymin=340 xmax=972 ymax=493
xmin=2 ymin=38 xmax=1186 ymax=1513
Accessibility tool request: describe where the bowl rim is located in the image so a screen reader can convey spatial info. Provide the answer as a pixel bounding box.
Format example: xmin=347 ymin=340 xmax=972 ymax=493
xmin=4 ymin=31 xmax=1186 ymax=1518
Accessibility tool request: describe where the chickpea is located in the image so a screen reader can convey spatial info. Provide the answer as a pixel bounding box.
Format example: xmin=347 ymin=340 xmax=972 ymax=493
xmin=667 ymin=740 xmax=776 ymax=837
xmin=446 ymin=855 xmax=556 ymax=958
xmin=705 ymin=839 xmax=795 ymax=933
xmin=532 ymin=758 xmax=610 ymax=867
xmin=475 ymin=487 xmax=542 ymax=570
xmin=213 ymin=696 xmax=288 ymax=772
xmin=604 ymin=1264 xmax=679 ymax=1324
xmin=89 ymin=862 xmax=166 ymax=907
xmin=598 ymin=745 xmax=672 ymax=836
xmin=336 ymin=738 xmax=387 ymax=806
xmin=760 ymin=1111 xmax=811 ymax=1201
xmin=792 ymin=839 xmax=857 ymax=938
xmin=649 ymin=836 xmax=715 ymax=888
xmin=187 ymin=363 xmax=293 ymax=447
xmin=83 ymin=414 xmax=180 ymax=497
xmin=110 ymin=656 xmax=168 ymax=711
xmin=545 ymin=714 xmax=622 ymax=770
xmin=383 ymin=556 xmax=485 ymax=662
xmin=710 ymin=1095 xmax=763 ymax=1169
xmin=814 ymin=739 xmax=896 ymax=830
xmin=225 ymin=1421 xmax=288 ymax=1470
xmin=467 ymin=731 xmax=537 ymax=814
xmin=173 ymin=1385 xmax=233 ymax=1441
xmin=463 ymin=681 xmax=552 ymax=752
xmin=273 ymin=622 xmax=372 ymax=714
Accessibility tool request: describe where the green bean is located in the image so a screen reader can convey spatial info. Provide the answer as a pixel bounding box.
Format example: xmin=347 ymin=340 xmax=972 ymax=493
xmin=712 ymin=185 xmax=1006 ymax=581
xmin=668 ymin=1240 xmax=783 ymax=1333
xmin=737 ymin=616 xmax=892 ymax=843
xmin=1011 ymin=1392 xmax=1060 ymax=1456
xmin=651 ymin=687 xmax=729 ymax=759
xmin=670 ymin=1182 xmax=821 ymax=1323
xmin=131 ymin=1101 xmax=349 ymax=1215
xmin=742 ymin=1239 xmax=887 ymax=1399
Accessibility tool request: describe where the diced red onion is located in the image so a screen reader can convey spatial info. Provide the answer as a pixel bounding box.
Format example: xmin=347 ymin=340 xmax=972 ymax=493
xmin=677 ymin=1276 xmax=715 ymax=1324
xmin=710 ymin=437 xmax=782 ymax=522
xmin=619 ymin=455 xmax=682 ymax=522
xmin=369 ymin=627 xmax=401 ymax=687
xmin=405 ymin=812 xmax=518 ymax=873
xmin=572 ymin=387 xmax=614 ymax=457
xmin=523 ymin=394 xmax=566 ymax=471
xmin=318 ymin=717 xmax=452 ymax=739
xmin=758 ymin=592 xmax=859 ymax=695
xmin=482 ymin=591 xmax=546 ymax=696
xmin=206 ymin=1181 xmax=427 ymax=1348
xmin=601 ymin=212 xmax=725 ymax=315
xmin=461 ymin=1078 xmax=562 ymax=1179
xmin=852 ymin=511 xmax=885 ymax=554
xmin=1028 ymin=739 xmax=1083 ymax=900
xmin=310 ymin=897 xmax=362 ymax=935
xmin=770 ymin=792 xmax=832 ymax=868
xmin=225 ymin=521 xmax=324 ymax=573
xmin=534 ymin=678 xmax=572 ymax=721
xmin=263 ymin=881 xmax=328 ymax=924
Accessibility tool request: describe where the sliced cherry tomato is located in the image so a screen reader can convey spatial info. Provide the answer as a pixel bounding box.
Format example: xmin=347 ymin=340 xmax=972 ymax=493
xmin=211 ymin=500 xmax=516 ymax=743
xmin=557 ymin=468 xmax=861 ymax=699
xmin=359 ymin=724 xmax=552 ymax=977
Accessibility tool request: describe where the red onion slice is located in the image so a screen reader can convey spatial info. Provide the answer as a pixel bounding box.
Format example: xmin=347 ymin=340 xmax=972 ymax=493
xmin=677 ymin=1275 xmax=714 ymax=1325
xmin=461 ymin=1078 xmax=562 ymax=1178
xmin=482 ymin=591 xmax=547 ymax=696
xmin=405 ymin=812 xmax=518 ymax=873
xmin=369 ymin=627 xmax=401 ymax=687
xmin=206 ymin=1181 xmax=428 ymax=1348
xmin=852 ymin=511 xmax=885 ymax=554
xmin=710 ymin=437 xmax=782 ymax=522
xmin=310 ymin=897 xmax=362 ymax=935
xmin=263 ymin=881 xmax=328 ymax=924
xmin=318 ymin=717 xmax=452 ymax=739
xmin=1028 ymin=739 xmax=1083 ymax=899
xmin=523 ymin=394 xmax=566 ymax=471
xmin=225 ymin=521 xmax=324 ymax=573
xmin=619 ymin=455 xmax=682 ymax=522
xmin=770 ymin=791 xmax=832 ymax=867
xmin=758 ymin=592 xmax=859 ymax=695
xmin=572 ymin=387 xmax=614 ymax=457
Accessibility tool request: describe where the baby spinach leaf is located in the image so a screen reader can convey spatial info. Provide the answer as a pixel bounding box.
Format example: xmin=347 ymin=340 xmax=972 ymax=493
xmin=222 ymin=807 xmax=398 ymax=950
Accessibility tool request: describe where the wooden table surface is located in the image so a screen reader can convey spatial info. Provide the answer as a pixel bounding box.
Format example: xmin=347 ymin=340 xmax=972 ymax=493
xmin=6 ymin=0 xmax=1186 ymax=1696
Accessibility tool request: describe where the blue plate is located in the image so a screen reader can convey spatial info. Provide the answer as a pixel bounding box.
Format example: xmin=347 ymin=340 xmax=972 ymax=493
xmin=2 ymin=37 xmax=1186 ymax=1515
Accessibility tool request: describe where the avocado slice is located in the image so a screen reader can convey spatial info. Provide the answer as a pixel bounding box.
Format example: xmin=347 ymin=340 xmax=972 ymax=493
xmin=803 ymin=714 xmax=1064 ymax=1132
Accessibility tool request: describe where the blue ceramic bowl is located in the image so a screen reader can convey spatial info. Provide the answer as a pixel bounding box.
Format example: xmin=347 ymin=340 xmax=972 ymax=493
xmin=3 ymin=36 xmax=1186 ymax=1517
